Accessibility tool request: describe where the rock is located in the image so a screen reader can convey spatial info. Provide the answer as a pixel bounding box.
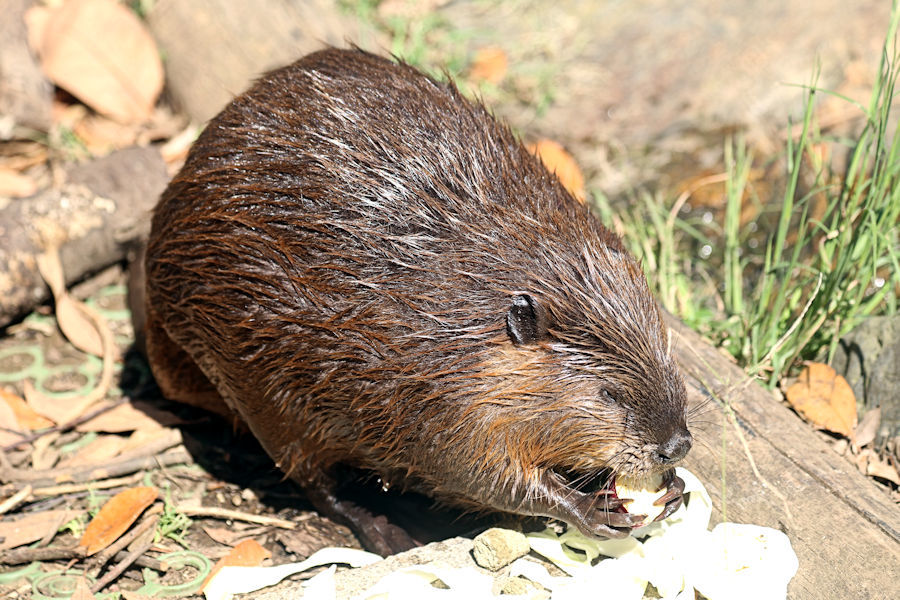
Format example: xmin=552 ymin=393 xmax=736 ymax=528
xmin=494 ymin=574 xmax=549 ymax=598
xmin=472 ymin=527 xmax=530 ymax=571
xmin=832 ymin=316 xmax=900 ymax=444
xmin=330 ymin=537 xmax=482 ymax=600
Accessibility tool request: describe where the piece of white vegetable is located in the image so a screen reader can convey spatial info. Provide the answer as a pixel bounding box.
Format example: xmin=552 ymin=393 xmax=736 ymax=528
xmin=203 ymin=547 xmax=382 ymax=600
xmin=615 ymin=472 xmax=666 ymax=525
xmin=523 ymin=467 xmax=797 ymax=600
xmin=686 ymin=522 xmax=799 ymax=600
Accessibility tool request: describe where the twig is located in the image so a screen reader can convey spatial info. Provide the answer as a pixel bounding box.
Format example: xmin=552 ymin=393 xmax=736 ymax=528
xmin=92 ymin=540 xmax=155 ymax=593
xmin=175 ymin=505 xmax=304 ymax=529
xmin=1 ymin=429 xmax=183 ymax=484
xmin=1 ymin=397 xmax=128 ymax=452
xmin=0 ymin=484 xmax=32 ymax=514
xmin=0 ymin=544 xmax=166 ymax=571
xmin=1 ymin=447 xmax=192 ymax=487
xmin=117 ymin=549 xmax=168 ymax=572
xmin=0 ymin=545 xmax=87 ymax=565
xmin=32 ymin=473 xmax=144 ymax=497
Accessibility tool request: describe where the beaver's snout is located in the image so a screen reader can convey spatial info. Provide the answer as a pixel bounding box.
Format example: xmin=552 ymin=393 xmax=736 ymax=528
xmin=657 ymin=428 xmax=692 ymax=464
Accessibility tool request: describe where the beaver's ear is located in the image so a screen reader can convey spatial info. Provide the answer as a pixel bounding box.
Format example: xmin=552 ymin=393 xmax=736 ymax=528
xmin=506 ymin=294 xmax=548 ymax=345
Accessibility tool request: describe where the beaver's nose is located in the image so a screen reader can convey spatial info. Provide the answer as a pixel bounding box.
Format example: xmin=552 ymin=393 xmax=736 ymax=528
xmin=657 ymin=428 xmax=692 ymax=464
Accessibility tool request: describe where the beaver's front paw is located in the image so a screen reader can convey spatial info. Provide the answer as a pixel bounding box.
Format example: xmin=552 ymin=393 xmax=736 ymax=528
xmin=572 ymin=490 xmax=647 ymax=538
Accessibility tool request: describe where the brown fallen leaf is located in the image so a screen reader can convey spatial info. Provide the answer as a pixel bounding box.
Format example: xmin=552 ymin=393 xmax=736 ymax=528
xmin=0 ymin=509 xmax=79 ymax=550
xmin=784 ymin=363 xmax=858 ymax=438
xmin=120 ymin=427 xmax=182 ymax=456
xmin=73 ymin=114 xmax=139 ymax=156
xmin=58 ymin=434 xmax=127 ymax=468
xmin=159 ymin=124 xmax=200 ymax=169
xmin=24 ymin=379 xmax=75 ymax=427
xmin=203 ymin=525 xmax=255 ymax=547
xmin=76 ymin=401 xmax=165 ymax=434
xmin=0 ymin=392 xmax=26 ymax=446
xmin=527 ymin=139 xmax=586 ymax=203
xmin=79 ymin=486 xmax=158 ymax=555
xmin=202 ymin=539 xmax=272 ymax=592
xmin=30 ymin=247 xmax=116 ymax=425
xmin=36 ymin=249 xmax=104 ymax=357
xmin=0 ymin=140 xmax=50 ymax=172
xmin=469 ymin=47 xmax=508 ymax=85
xmin=0 ymin=168 xmax=38 ymax=198
xmin=71 ymin=577 xmax=97 ymax=600
xmin=867 ymin=454 xmax=900 ymax=485
xmin=34 ymin=0 xmax=163 ymax=123
xmin=2 ymin=387 xmax=54 ymax=431
xmin=31 ymin=430 xmax=61 ymax=470
xmin=854 ymin=407 xmax=881 ymax=449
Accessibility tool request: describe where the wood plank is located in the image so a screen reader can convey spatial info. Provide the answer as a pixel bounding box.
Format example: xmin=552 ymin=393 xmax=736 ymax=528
xmin=666 ymin=314 xmax=900 ymax=599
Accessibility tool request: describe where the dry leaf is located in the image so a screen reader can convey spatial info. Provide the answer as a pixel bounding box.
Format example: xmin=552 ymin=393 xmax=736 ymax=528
xmin=79 ymin=486 xmax=158 ymax=555
xmin=203 ymin=525 xmax=254 ymax=547
xmin=35 ymin=0 xmax=163 ymax=123
xmin=527 ymin=139 xmax=586 ymax=202
xmin=24 ymin=379 xmax=73 ymax=426
xmin=469 ymin=47 xmax=508 ymax=85
xmin=0 ymin=141 xmax=49 ymax=172
xmin=202 ymin=539 xmax=272 ymax=592
xmin=73 ymin=114 xmax=139 ymax=155
xmin=867 ymin=454 xmax=900 ymax=485
xmin=76 ymin=401 xmax=165 ymax=434
xmin=33 ymin=248 xmax=116 ymax=424
xmin=0 ymin=392 xmax=26 ymax=446
xmin=854 ymin=407 xmax=881 ymax=449
xmin=0 ymin=510 xmax=78 ymax=550
xmin=58 ymin=434 xmax=127 ymax=467
xmin=36 ymin=250 xmax=104 ymax=357
xmin=31 ymin=430 xmax=60 ymax=470
xmin=160 ymin=124 xmax=200 ymax=168
xmin=2 ymin=387 xmax=54 ymax=431
xmin=121 ymin=426 xmax=181 ymax=455
xmin=0 ymin=168 xmax=38 ymax=198
xmin=784 ymin=363 xmax=857 ymax=438
xmin=56 ymin=295 xmax=105 ymax=357
xmin=70 ymin=577 xmax=97 ymax=600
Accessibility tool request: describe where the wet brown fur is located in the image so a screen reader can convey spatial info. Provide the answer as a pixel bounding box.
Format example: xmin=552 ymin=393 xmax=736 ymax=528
xmin=144 ymin=48 xmax=689 ymax=544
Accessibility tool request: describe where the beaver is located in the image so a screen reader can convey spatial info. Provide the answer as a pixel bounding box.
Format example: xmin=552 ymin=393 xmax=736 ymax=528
xmin=141 ymin=47 xmax=692 ymax=555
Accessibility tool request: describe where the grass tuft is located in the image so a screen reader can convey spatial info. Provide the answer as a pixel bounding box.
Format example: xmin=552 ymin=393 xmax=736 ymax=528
xmin=596 ymin=1 xmax=900 ymax=386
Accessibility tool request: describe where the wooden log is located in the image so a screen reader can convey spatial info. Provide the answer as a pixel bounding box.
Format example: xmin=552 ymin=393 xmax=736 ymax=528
xmin=666 ymin=314 xmax=900 ymax=599
xmin=0 ymin=146 xmax=168 ymax=328
xmin=147 ymin=0 xmax=381 ymax=124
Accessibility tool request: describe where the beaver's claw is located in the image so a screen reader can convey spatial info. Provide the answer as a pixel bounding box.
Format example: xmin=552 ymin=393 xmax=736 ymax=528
xmin=652 ymin=469 xmax=686 ymax=522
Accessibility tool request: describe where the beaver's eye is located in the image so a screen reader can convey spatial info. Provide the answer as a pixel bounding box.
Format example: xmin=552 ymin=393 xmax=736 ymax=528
xmin=506 ymin=293 xmax=547 ymax=345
